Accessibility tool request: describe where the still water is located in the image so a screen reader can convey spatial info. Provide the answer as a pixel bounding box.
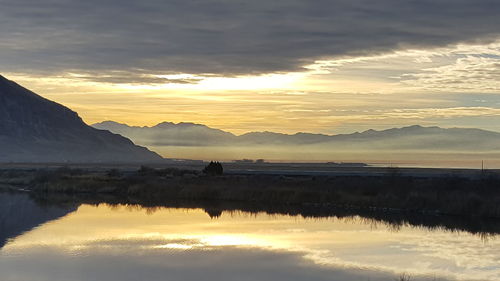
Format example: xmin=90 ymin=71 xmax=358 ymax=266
xmin=0 ymin=193 xmax=498 ymax=281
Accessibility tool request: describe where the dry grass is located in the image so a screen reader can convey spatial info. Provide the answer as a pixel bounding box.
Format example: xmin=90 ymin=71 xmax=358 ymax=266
xmin=8 ymin=166 xmax=500 ymax=218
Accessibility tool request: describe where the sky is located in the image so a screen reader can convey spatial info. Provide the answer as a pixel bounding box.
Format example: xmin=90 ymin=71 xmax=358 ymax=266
xmin=1 ymin=0 xmax=500 ymax=134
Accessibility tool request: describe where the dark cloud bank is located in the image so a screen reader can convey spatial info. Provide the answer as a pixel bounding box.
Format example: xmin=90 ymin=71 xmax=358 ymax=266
xmin=1 ymin=0 xmax=500 ymax=81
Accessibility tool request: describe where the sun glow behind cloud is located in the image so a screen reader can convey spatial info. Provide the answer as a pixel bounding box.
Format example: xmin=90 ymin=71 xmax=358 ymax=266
xmin=3 ymin=39 xmax=500 ymax=135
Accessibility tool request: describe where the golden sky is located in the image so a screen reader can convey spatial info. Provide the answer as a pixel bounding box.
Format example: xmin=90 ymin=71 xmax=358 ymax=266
xmin=2 ymin=1 xmax=500 ymax=135
xmin=4 ymin=40 xmax=500 ymax=135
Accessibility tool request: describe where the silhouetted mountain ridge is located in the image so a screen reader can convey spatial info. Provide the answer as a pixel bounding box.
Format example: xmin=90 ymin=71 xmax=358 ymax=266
xmin=92 ymin=121 xmax=500 ymax=151
xmin=93 ymin=120 xmax=236 ymax=147
xmin=0 ymin=75 xmax=162 ymax=163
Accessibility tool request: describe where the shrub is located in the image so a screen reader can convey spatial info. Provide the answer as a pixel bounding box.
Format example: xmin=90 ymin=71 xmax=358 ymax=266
xmin=203 ymin=161 xmax=223 ymax=176
xmin=397 ymin=273 xmax=411 ymax=281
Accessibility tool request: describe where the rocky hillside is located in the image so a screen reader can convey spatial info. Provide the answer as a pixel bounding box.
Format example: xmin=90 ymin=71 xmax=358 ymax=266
xmin=0 ymin=75 xmax=162 ymax=163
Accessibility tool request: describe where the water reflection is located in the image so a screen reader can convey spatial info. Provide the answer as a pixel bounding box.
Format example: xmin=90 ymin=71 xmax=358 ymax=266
xmin=32 ymin=193 xmax=500 ymax=236
xmin=0 ymin=194 xmax=499 ymax=281
xmin=0 ymin=192 xmax=77 ymax=248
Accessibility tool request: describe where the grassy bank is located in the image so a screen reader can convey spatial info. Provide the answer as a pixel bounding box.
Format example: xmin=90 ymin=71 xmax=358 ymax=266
xmin=2 ymin=166 xmax=498 ymax=219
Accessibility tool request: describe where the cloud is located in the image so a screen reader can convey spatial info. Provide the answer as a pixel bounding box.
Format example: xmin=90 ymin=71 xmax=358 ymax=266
xmin=1 ymin=0 xmax=500 ymax=83
xmin=304 ymin=40 xmax=500 ymax=94
xmin=401 ymin=56 xmax=500 ymax=92
xmin=67 ymin=72 xmax=204 ymax=85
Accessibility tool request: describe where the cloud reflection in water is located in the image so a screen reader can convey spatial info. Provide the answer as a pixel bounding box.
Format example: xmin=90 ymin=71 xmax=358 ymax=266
xmin=1 ymin=204 xmax=498 ymax=281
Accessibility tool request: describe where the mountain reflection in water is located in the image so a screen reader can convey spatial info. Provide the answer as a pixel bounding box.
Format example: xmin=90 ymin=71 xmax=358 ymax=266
xmin=0 ymin=193 xmax=498 ymax=281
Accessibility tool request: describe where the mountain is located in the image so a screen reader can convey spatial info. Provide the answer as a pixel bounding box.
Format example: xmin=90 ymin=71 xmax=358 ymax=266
xmin=0 ymin=75 xmax=162 ymax=163
xmin=93 ymin=121 xmax=237 ymax=146
xmin=92 ymin=121 xmax=500 ymax=151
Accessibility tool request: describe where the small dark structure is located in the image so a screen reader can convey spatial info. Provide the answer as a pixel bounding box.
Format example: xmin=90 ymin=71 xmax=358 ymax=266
xmin=203 ymin=161 xmax=224 ymax=175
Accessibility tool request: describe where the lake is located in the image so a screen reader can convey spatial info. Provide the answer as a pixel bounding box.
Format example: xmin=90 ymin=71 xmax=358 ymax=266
xmin=0 ymin=192 xmax=498 ymax=281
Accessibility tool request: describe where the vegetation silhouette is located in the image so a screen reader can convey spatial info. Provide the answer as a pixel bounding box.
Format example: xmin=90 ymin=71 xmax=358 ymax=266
xmin=3 ymin=166 xmax=500 ymax=235
xmin=203 ymin=161 xmax=223 ymax=175
xmin=28 ymin=191 xmax=500 ymax=239
xmin=397 ymin=273 xmax=411 ymax=281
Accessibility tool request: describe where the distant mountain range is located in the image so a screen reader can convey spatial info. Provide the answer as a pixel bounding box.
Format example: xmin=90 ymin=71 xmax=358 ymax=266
xmin=1 ymin=72 xmax=497 ymax=164
xmin=92 ymin=121 xmax=500 ymax=151
xmin=0 ymin=75 xmax=162 ymax=163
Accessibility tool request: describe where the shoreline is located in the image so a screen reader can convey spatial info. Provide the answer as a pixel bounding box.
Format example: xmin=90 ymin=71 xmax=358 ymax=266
xmin=1 ymin=165 xmax=499 ymax=220
xmin=27 ymin=191 xmax=500 ymax=236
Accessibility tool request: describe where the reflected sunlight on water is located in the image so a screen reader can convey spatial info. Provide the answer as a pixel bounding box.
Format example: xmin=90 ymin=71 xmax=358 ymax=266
xmin=1 ymin=204 xmax=499 ymax=281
